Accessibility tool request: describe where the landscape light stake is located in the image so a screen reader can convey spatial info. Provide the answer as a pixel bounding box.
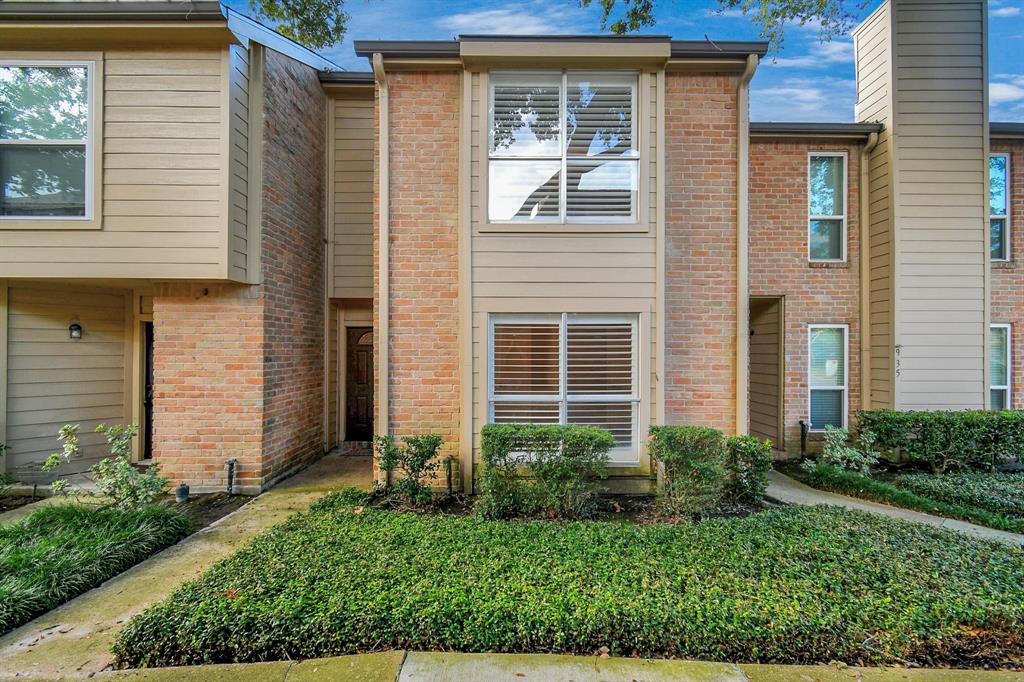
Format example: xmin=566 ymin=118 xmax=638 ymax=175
xmin=225 ymin=458 xmax=237 ymax=496
xmin=799 ymin=420 xmax=809 ymax=459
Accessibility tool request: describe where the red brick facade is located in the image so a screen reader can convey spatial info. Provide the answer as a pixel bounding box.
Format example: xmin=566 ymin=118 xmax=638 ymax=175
xmin=749 ymin=140 xmax=863 ymax=453
xmin=374 ymin=71 xmax=461 ymax=473
xmin=663 ymin=72 xmax=740 ymax=432
xmin=152 ymin=49 xmax=326 ymax=493
xmin=991 ymin=140 xmax=1024 ymax=410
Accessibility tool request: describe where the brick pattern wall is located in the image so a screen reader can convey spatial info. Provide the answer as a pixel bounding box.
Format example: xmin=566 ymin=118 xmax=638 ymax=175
xmin=258 ymin=48 xmax=327 ymax=482
xmin=375 ymin=72 xmax=461 ymax=473
xmin=152 ymin=284 xmax=265 ymax=492
xmin=663 ymin=73 xmax=739 ymax=432
xmin=152 ymin=49 xmax=326 ymax=493
xmin=991 ymin=140 xmax=1024 ymax=409
xmin=749 ymin=140 xmax=862 ymax=453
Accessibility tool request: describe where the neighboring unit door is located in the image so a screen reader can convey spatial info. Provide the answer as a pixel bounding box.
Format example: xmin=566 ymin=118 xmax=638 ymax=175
xmin=346 ymin=327 xmax=374 ymax=441
xmin=143 ymin=321 xmax=155 ymax=460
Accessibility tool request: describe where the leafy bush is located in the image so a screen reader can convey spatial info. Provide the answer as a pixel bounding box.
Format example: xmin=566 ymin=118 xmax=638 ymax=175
xmin=724 ymin=435 xmax=773 ymax=503
xmin=895 ymin=471 xmax=1024 ymax=519
xmin=43 ymin=423 xmax=169 ymax=508
xmin=476 ymin=424 xmax=612 ymax=519
xmin=857 ymin=409 xmax=1024 ymax=473
xmin=648 ymin=426 xmax=727 ymax=515
xmin=0 ymin=504 xmax=188 ymax=634
xmin=806 ymin=425 xmax=878 ymax=475
xmin=375 ymin=434 xmax=443 ymax=506
xmin=113 ymin=498 xmax=1024 ymax=669
xmin=801 ymin=462 xmax=1024 ymax=534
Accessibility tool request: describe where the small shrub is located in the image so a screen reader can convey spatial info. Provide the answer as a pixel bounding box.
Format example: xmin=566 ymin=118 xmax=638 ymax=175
xmin=477 ymin=424 xmax=612 ymax=519
xmin=648 ymin=425 xmax=727 ymax=515
xmin=857 ymin=409 xmax=1024 ymax=473
xmin=805 ymin=425 xmax=878 ymax=475
xmin=724 ymin=435 xmax=772 ymax=503
xmin=375 ymin=434 xmax=443 ymax=506
xmin=43 ymin=423 xmax=169 ymax=509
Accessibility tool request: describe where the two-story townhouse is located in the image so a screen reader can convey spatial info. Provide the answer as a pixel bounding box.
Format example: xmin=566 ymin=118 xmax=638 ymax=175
xmin=0 ymin=0 xmax=1019 ymax=495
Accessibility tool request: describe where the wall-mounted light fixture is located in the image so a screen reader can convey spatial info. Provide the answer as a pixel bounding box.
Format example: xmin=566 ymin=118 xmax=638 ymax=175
xmin=69 ymin=322 xmax=83 ymax=339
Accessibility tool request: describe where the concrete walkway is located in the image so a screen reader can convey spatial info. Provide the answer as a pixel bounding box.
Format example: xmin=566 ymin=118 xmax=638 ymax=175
xmin=0 ymin=452 xmax=373 ymax=680
xmin=767 ymin=470 xmax=1024 ymax=548
xmin=82 ymin=652 xmax=1024 ymax=682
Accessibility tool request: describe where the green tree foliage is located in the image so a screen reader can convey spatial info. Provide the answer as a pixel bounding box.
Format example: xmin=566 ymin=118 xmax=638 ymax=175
xmin=581 ymin=0 xmax=871 ymax=49
xmin=249 ymin=0 xmax=348 ymax=49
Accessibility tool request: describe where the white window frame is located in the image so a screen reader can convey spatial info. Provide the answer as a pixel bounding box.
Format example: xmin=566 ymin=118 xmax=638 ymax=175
xmin=807 ymin=151 xmax=848 ymax=263
xmin=991 ymin=323 xmax=1012 ymax=409
xmin=990 ymin=152 xmax=1011 ymax=262
xmin=486 ymin=70 xmax=640 ymax=227
xmin=807 ymin=323 xmax=849 ymax=432
xmin=487 ymin=312 xmax=640 ymax=463
xmin=0 ymin=58 xmax=99 ymax=226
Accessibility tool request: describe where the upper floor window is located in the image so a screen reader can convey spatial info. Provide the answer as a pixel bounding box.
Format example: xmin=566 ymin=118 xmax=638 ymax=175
xmin=990 ymin=153 xmax=1010 ymax=262
xmin=0 ymin=62 xmax=93 ymax=219
xmin=991 ymin=324 xmax=1011 ymax=410
xmin=808 ymin=153 xmax=847 ymax=261
xmin=488 ymin=71 xmax=638 ymax=225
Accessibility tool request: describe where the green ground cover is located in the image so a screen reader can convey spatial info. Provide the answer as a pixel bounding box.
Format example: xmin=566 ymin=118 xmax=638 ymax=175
xmin=0 ymin=504 xmax=188 ymax=633
xmin=114 ymin=489 xmax=1024 ymax=669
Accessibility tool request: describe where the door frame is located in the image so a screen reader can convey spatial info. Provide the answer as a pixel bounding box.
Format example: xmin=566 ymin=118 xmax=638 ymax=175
xmin=130 ymin=294 xmax=153 ymax=462
xmin=337 ymin=304 xmax=373 ymax=443
xmin=749 ymin=295 xmax=785 ymax=451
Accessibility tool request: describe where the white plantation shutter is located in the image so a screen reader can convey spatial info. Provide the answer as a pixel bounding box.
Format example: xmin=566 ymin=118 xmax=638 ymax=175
xmin=808 ymin=326 xmax=847 ymax=431
xmin=488 ymin=71 xmax=638 ymax=224
xmin=489 ymin=314 xmax=639 ymax=462
xmin=990 ymin=325 xmax=1010 ymax=410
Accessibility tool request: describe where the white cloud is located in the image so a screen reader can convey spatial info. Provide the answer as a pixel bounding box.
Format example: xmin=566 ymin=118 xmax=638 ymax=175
xmin=437 ymin=7 xmax=577 ymax=35
xmin=751 ymin=77 xmax=856 ymax=122
xmin=992 ymin=6 xmax=1022 ymax=17
xmin=768 ymin=39 xmax=853 ymax=68
xmin=991 ymin=81 xmax=1024 ymax=105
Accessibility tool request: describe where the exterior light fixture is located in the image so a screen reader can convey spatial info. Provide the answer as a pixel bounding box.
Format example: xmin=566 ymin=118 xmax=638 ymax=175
xmin=69 ymin=322 xmax=83 ymax=339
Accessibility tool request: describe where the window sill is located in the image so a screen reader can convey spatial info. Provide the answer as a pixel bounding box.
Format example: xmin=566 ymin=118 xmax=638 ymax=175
xmin=0 ymin=217 xmax=102 ymax=230
xmin=808 ymin=261 xmax=850 ymax=269
xmin=478 ymin=222 xmax=650 ymax=234
xmin=992 ymin=260 xmax=1016 ymax=270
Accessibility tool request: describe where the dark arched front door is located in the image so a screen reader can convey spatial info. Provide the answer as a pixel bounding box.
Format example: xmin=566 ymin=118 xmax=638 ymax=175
xmin=346 ymin=327 xmax=374 ymax=441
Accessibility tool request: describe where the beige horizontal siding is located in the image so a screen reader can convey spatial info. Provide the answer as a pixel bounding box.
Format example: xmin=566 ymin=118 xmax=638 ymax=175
xmin=5 ymin=284 xmax=128 ymax=474
xmin=331 ymin=95 xmax=374 ymax=299
xmin=891 ymin=0 xmax=987 ymax=410
xmin=0 ymin=48 xmax=238 ymax=280
xmin=228 ymin=44 xmax=251 ymax=283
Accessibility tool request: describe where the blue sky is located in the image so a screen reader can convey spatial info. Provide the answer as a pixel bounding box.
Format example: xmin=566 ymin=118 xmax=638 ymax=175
xmin=229 ymin=0 xmax=1024 ymax=121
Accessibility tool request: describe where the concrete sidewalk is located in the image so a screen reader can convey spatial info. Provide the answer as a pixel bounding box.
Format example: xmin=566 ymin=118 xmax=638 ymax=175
xmin=0 ymin=452 xmax=373 ymax=680
xmin=84 ymin=652 xmax=1024 ymax=682
xmin=766 ymin=470 xmax=1024 ymax=548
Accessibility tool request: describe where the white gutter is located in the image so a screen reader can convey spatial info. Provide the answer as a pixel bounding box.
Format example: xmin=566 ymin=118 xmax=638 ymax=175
xmin=373 ymin=53 xmax=390 ymax=480
xmin=736 ymin=53 xmax=758 ymax=436
xmin=860 ymin=131 xmax=879 ymax=411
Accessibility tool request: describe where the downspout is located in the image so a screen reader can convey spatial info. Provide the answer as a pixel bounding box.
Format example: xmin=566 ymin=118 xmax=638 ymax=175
xmin=373 ymin=53 xmax=390 ymax=483
xmin=859 ymin=131 xmax=879 ymax=413
xmin=736 ymin=53 xmax=757 ymax=435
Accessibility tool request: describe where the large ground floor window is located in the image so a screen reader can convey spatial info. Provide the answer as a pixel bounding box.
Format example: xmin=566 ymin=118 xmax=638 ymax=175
xmin=488 ymin=313 xmax=639 ymax=463
xmin=991 ymin=323 xmax=1011 ymax=410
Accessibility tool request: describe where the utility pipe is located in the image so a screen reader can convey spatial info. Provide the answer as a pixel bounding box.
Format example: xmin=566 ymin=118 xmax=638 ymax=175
xmin=372 ymin=53 xmax=390 ymax=484
xmin=859 ymin=131 xmax=879 ymax=412
xmin=736 ymin=53 xmax=758 ymax=436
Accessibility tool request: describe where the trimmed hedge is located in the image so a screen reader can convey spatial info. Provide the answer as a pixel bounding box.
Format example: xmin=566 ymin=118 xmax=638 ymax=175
xmin=857 ymin=409 xmax=1024 ymax=473
xmin=0 ymin=504 xmax=188 ymax=633
xmin=113 ymin=493 xmax=1024 ymax=668
xmin=802 ymin=462 xmax=1024 ymax=534
xmin=725 ymin=435 xmax=773 ymax=503
xmin=895 ymin=471 xmax=1024 ymax=520
xmin=476 ymin=423 xmax=613 ymax=519
xmin=648 ymin=426 xmax=727 ymax=514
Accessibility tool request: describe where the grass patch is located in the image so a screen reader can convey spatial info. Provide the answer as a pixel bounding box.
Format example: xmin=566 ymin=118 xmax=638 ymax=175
xmin=802 ymin=463 xmax=1024 ymax=534
xmin=0 ymin=504 xmax=189 ymax=634
xmin=114 ymin=491 xmax=1024 ymax=669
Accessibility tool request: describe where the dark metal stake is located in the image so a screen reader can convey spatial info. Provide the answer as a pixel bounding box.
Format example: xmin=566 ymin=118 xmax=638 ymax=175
xmin=799 ymin=420 xmax=809 ymax=458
